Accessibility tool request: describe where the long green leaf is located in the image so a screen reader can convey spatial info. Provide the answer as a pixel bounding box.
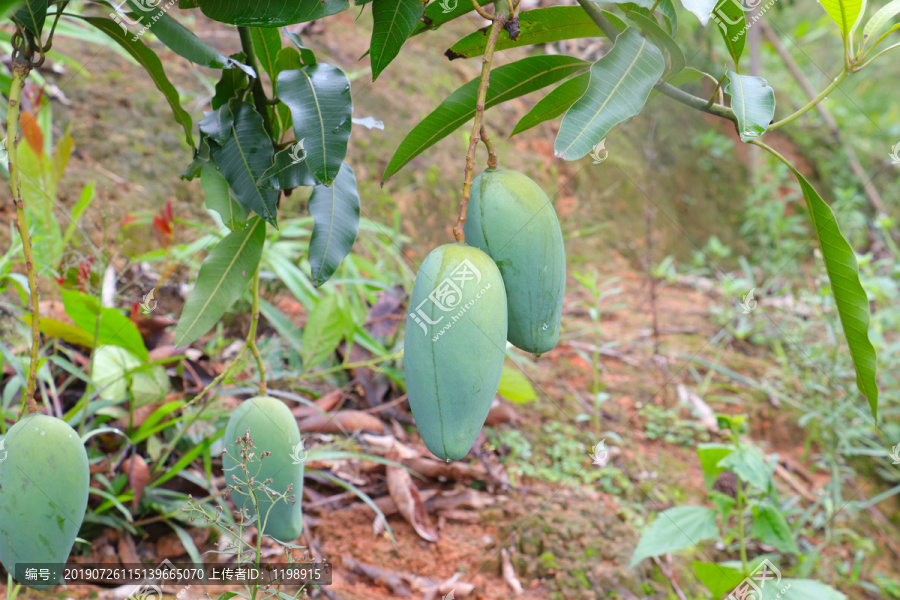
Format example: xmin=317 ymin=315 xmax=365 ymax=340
xmin=724 ymin=69 xmax=775 ymax=142
xmin=277 ymin=64 xmax=353 ymax=186
xmin=174 ymin=217 xmax=266 ymax=346
xmin=864 ymin=0 xmax=900 ymax=39
xmin=384 ymin=55 xmax=589 ymax=180
xmin=555 ymin=28 xmax=664 ymax=161
xmin=370 ymin=0 xmax=425 ymax=80
xmin=308 ymin=163 xmax=360 ymax=286
xmin=197 ymin=0 xmax=349 ymax=26
xmin=410 ymin=0 xmax=492 ymax=36
xmin=209 ymin=102 xmax=279 ymax=226
xmin=820 ymin=0 xmax=864 ymax=36
xmin=84 ymin=17 xmax=194 ymax=147
xmin=710 ymin=0 xmax=746 ymax=67
xmin=200 ymin=162 xmax=247 ymax=231
xmin=258 ymin=143 xmax=317 ymax=190
xmin=786 ymin=167 xmax=878 ymax=417
xmin=250 ymin=27 xmax=282 ymax=82
xmin=510 ymin=73 xmax=589 ymax=137
xmin=446 ymin=6 xmax=603 ymax=59
xmin=125 ymin=1 xmax=254 ymax=76
xmin=302 ymin=294 xmax=346 ymax=369
xmin=625 ymin=10 xmax=685 ymax=75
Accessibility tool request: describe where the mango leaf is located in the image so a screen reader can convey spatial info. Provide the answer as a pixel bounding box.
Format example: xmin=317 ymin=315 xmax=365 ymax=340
xmin=198 ymin=0 xmax=349 ymax=27
xmin=83 ymin=17 xmax=194 ymax=147
xmin=819 ymin=0 xmax=864 ymax=36
xmin=199 ymin=103 xmax=234 ymax=146
xmin=384 ymin=55 xmax=589 ymax=180
xmin=61 ymin=289 xmax=149 ymax=361
xmin=625 ymin=10 xmax=685 ymax=75
xmin=125 ymin=1 xmax=254 ymax=76
xmin=200 ymin=162 xmax=247 ymax=231
xmin=174 ymin=217 xmax=266 ymax=346
xmin=863 ymin=0 xmax=900 ymax=40
xmin=258 ymin=143 xmax=316 ymax=190
xmin=710 ymin=0 xmax=746 ymax=67
xmin=208 ymin=102 xmax=279 ymax=226
xmin=12 ymin=0 xmax=45 ymax=37
xmin=630 ymin=506 xmax=719 ymax=566
xmin=692 ymin=562 xmax=746 ymax=598
xmin=212 ymin=55 xmax=250 ymax=109
xmin=410 ymin=0 xmax=492 ymax=36
xmin=787 ymin=168 xmax=878 ymax=416
xmin=679 ymin=0 xmax=718 ymax=25
xmin=555 ymin=28 xmax=664 ymax=161
xmin=308 ymin=163 xmax=360 ymax=286
xmin=446 ymin=6 xmax=603 ymax=59
xmin=658 ymin=0 xmax=679 ymax=34
xmin=752 ymin=503 xmax=799 ymax=554
xmin=277 ymin=64 xmax=353 ymax=186
xmin=724 ymin=70 xmax=775 ymax=142
xmin=370 ymin=0 xmax=425 ymax=80
xmin=510 ymin=73 xmax=590 ymax=137
xmin=250 ymin=26 xmax=282 ymax=83
xmin=284 ymin=30 xmax=316 ymax=65
xmin=302 ymin=294 xmax=346 ymax=369
xmin=498 ymin=365 xmax=538 ymax=403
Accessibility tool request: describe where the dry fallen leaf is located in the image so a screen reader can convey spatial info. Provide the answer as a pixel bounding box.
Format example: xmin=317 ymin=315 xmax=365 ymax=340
xmin=386 ymin=465 xmax=439 ymax=543
xmin=292 ymin=389 xmax=343 ymax=419
xmin=299 ymin=410 xmax=384 ymax=433
xmin=122 ymin=454 xmax=150 ymax=511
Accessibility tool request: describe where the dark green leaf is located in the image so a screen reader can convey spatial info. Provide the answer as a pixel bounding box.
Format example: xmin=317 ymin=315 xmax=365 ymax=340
xmin=212 ymin=54 xmax=250 ymax=109
xmin=13 ymin=0 xmax=46 ymax=37
xmin=752 ymin=503 xmax=799 ymax=554
xmin=384 ymin=54 xmax=589 ymax=180
xmin=199 ymin=103 xmax=234 ymax=145
xmin=125 ymin=1 xmax=255 ymax=76
xmin=277 ymin=64 xmax=353 ymax=186
xmin=181 ymin=137 xmax=211 ymax=180
xmin=510 ymin=73 xmax=589 ymax=137
xmin=284 ymin=29 xmax=317 ymax=65
xmin=555 ymin=28 xmax=664 ymax=160
xmin=410 ymin=0 xmax=492 ymax=36
xmin=250 ymin=26 xmax=282 ymax=81
xmin=787 ymin=168 xmax=879 ymax=416
xmin=724 ymin=69 xmax=775 ymax=142
xmin=370 ymin=0 xmax=425 ymax=80
xmin=201 ymin=162 xmax=247 ymax=231
xmin=446 ymin=6 xmax=603 ymax=60
xmin=308 ymin=162 xmax=360 ymax=286
xmin=209 ymin=102 xmax=279 ymax=226
xmin=258 ymin=142 xmax=316 ymax=190
xmin=625 ymin=10 xmax=685 ymax=75
xmin=630 ymin=506 xmax=719 ymax=566
xmin=198 ymin=0 xmax=349 ymax=26
xmin=711 ymin=0 xmax=746 ymax=68
xmin=83 ymin=17 xmax=194 ymax=147
xmin=61 ymin=289 xmax=148 ymax=361
xmin=174 ymin=217 xmax=266 ymax=346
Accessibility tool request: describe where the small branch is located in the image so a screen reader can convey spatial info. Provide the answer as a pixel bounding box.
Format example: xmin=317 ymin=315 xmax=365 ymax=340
xmin=471 ymin=0 xmax=494 ymax=20
xmin=768 ymin=67 xmax=848 ymax=130
xmin=705 ymin=72 xmax=728 ymax=108
xmin=856 ymin=41 xmax=900 ymax=70
xmin=454 ymin=11 xmax=507 ymax=243
xmin=238 ymin=26 xmax=274 ymax=137
xmin=248 ymin=265 xmax=266 ymax=396
xmin=576 ymin=0 xmax=620 ymax=40
xmin=480 ymin=124 xmax=499 ymax=169
xmin=7 ymin=63 xmax=40 ymax=415
xmin=655 ymin=82 xmax=737 ymax=124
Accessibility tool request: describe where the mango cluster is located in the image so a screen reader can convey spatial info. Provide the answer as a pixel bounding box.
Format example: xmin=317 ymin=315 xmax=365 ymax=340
xmin=405 ymin=169 xmax=566 ymax=461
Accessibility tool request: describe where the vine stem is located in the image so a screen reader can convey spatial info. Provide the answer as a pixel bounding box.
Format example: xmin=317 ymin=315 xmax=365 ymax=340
xmin=454 ymin=8 xmax=507 ymax=243
xmin=768 ymin=67 xmax=847 ymax=130
xmin=6 ymin=64 xmax=40 ymax=415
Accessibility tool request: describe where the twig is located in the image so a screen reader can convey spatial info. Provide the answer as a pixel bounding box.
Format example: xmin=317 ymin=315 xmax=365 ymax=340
xmin=652 ymin=555 xmax=688 ymax=600
xmin=248 ymin=265 xmax=266 ymax=396
xmin=454 ymin=8 xmax=507 ymax=243
xmin=480 ymin=123 xmax=499 ymax=169
xmin=237 ymin=26 xmax=274 ymax=137
xmin=470 ymin=0 xmax=494 ymax=20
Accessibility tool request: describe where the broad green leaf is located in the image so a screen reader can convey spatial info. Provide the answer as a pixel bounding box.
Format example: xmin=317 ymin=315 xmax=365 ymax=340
xmin=308 ymin=163 xmax=360 ymax=286
xmin=197 ymin=0 xmax=349 ymax=27
xmin=710 ymin=0 xmax=746 ymax=67
xmin=410 ymin=0 xmax=492 ymax=36
xmin=302 ymin=294 xmax=345 ymax=369
xmin=61 ymin=289 xmax=149 ymax=361
xmin=125 ymin=1 xmax=254 ymax=76
xmin=761 ymin=580 xmax=847 ymax=600
xmin=692 ymin=562 xmax=746 ymax=598
xmin=1 ymin=0 xmax=24 ymax=19
xmin=724 ymin=69 xmax=775 ymax=142
xmin=498 ymin=365 xmax=538 ymax=403
xmin=510 ymin=73 xmax=589 ymax=137
xmin=208 ymin=102 xmax=279 ymax=226
xmin=446 ymin=6 xmax=603 ymax=59
xmin=275 ymin=47 xmax=303 ymax=73
xmin=630 ymin=506 xmax=719 ymax=566
xmin=370 ymin=0 xmax=425 ymax=80
xmin=752 ymin=503 xmax=799 ymax=554
xmin=718 ymin=445 xmax=773 ymax=490
xmin=278 ymin=64 xmax=353 ymax=186
xmin=625 ymin=10 xmax=685 ymax=75
xmin=83 ymin=17 xmax=193 ymax=147
xmin=284 ymin=30 xmax=316 ymax=65
xmin=258 ymin=143 xmax=316 ymax=190
xmin=819 ymin=0 xmax=864 ymax=36
xmin=384 ymin=55 xmax=590 ymax=180
xmin=788 ymin=168 xmax=879 ymax=416
xmin=212 ymin=56 xmax=250 ymax=109
xmin=174 ymin=217 xmax=266 ymax=346
xmin=697 ymin=442 xmax=732 ymax=489
xmin=201 ymin=162 xmax=247 ymax=231
xmin=12 ymin=0 xmax=46 ymax=37
xmin=92 ymin=346 xmax=141 ymax=402
xmin=555 ymin=28 xmax=664 ymax=161
xmin=679 ymin=0 xmax=718 ymax=25
xmin=199 ymin=103 xmax=234 ymax=145
xmin=250 ymin=27 xmax=282 ymax=82
xmin=863 ymin=0 xmax=900 ymax=40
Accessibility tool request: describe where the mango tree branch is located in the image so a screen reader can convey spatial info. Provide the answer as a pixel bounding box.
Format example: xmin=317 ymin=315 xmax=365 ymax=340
xmin=576 ymin=0 xmax=620 ymax=40
xmin=454 ymin=9 xmax=507 ymax=243
xmin=238 ymin=26 xmax=274 ymax=137
xmin=6 ymin=63 xmax=40 ymax=415
xmin=768 ymin=67 xmax=847 ymax=130
xmin=248 ymin=265 xmax=266 ymax=396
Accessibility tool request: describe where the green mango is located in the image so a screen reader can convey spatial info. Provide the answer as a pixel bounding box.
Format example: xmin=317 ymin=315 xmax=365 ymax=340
xmin=0 ymin=415 xmax=89 ymax=588
xmin=405 ymin=244 xmax=507 ymax=460
xmin=464 ymin=168 xmax=566 ymax=355
xmin=223 ymin=396 xmax=305 ymax=541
